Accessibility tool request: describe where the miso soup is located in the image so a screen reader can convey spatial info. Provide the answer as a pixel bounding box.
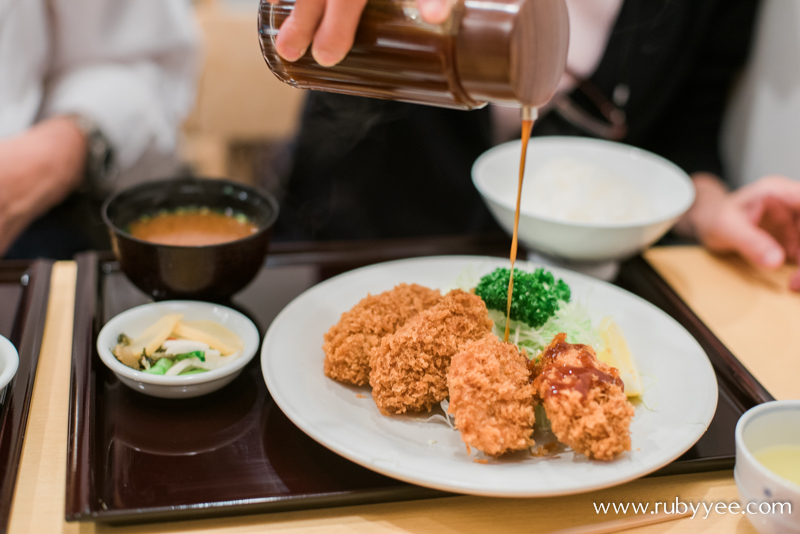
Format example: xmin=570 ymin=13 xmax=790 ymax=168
xmin=129 ymin=208 xmax=258 ymax=246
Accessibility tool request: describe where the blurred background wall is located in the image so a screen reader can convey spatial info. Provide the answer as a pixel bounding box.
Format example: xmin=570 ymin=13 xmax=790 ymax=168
xmin=180 ymin=0 xmax=303 ymax=192
xmin=723 ymin=0 xmax=800 ymax=187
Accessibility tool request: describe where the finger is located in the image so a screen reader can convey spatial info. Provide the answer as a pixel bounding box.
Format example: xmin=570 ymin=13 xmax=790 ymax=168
xmin=786 ymin=218 xmax=800 ymax=263
xmin=719 ymin=210 xmax=786 ymax=268
xmin=759 ymin=197 xmax=800 ymax=261
xmin=795 ymin=210 xmax=800 ymax=263
xmin=275 ymin=0 xmax=326 ymax=62
xmin=418 ymin=0 xmax=454 ymax=24
xmin=0 ymin=231 xmax=11 ymax=259
xmin=783 ymin=207 xmax=800 ymax=262
xmin=790 ymin=266 xmax=800 ymax=292
xmin=749 ymin=175 xmax=800 ymax=209
xmin=311 ymin=0 xmax=368 ymax=66
xmin=0 ymin=219 xmax=29 ymax=259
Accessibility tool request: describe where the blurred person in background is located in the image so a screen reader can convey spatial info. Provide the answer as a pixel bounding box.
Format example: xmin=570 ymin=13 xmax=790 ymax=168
xmin=270 ymin=0 xmax=800 ymax=291
xmin=0 ymin=0 xmax=199 ymax=259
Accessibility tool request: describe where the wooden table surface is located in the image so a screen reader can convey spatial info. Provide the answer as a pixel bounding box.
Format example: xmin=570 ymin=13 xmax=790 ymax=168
xmin=8 ymin=247 xmax=799 ymax=534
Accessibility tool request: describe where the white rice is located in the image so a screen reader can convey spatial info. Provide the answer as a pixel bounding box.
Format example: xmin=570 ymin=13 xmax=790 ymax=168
xmin=520 ymin=158 xmax=652 ymax=224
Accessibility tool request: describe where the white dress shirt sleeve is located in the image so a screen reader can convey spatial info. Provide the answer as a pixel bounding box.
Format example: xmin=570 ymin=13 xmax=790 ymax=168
xmin=39 ymin=0 xmax=201 ymax=170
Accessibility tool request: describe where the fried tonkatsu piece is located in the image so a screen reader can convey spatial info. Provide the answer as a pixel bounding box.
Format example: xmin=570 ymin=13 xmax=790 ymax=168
xmin=323 ymin=284 xmax=442 ymax=386
xmin=370 ymin=289 xmax=493 ymax=414
xmin=448 ymin=335 xmax=536 ymax=456
xmin=533 ymin=333 xmax=634 ymax=461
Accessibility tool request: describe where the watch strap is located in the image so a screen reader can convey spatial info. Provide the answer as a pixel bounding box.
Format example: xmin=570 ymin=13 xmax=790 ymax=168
xmin=67 ymin=114 xmax=117 ymax=195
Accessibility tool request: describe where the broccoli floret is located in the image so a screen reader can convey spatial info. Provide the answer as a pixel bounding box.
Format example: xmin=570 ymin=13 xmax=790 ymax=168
xmin=474 ymin=267 xmax=570 ymax=328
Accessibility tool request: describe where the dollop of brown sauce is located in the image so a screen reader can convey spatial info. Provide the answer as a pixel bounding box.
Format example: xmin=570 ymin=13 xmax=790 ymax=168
xmin=530 ymin=333 xmax=623 ymax=398
xmin=129 ymin=209 xmax=258 ymax=246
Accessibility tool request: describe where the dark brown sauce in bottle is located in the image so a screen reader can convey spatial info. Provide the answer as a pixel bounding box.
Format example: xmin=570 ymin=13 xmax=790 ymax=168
xmin=261 ymin=0 xmax=479 ymax=109
xmin=504 ymin=106 xmax=536 ymax=342
xmin=259 ymin=0 xmax=570 ymax=110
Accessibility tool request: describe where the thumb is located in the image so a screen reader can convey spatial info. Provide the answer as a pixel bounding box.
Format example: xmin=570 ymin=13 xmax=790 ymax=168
xmin=417 ymin=0 xmax=453 ymax=24
xmin=720 ymin=212 xmax=785 ymax=268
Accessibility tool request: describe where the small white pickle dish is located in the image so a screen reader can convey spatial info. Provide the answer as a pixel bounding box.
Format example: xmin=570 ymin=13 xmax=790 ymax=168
xmin=0 ymin=335 xmax=19 ymax=397
xmin=97 ymin=301 xmax=260 ymax=399
xmin=735 ymin=400 xmax=800 ymax=534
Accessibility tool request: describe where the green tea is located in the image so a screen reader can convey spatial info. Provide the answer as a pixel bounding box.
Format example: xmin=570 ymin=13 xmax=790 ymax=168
xmin=755 ymin=444 xmax=800 ymax=485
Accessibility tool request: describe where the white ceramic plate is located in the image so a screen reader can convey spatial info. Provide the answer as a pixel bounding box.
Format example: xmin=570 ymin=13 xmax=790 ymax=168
xmin=261 ymin=256 xmax=717 ymax=497
xmin=0 ymin=335 xmax=19 ymax=392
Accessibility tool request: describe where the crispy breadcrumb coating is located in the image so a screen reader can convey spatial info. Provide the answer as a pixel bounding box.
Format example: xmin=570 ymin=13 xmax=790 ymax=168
xmin=323 ymin=284 xmax=441 ymax=385
xmin=533 ymin=333 xmax=634 ymax=461
xmin=370 ymin=290 xmax=493 ymax=414
xmin=448 ymin=335 xmax=536 ymax=456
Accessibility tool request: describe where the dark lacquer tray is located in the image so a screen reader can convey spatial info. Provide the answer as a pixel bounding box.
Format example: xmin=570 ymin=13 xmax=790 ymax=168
xmin=0 ymin=260 xmax=52 ymax=534
xmin=66 ymin=236 xmax=773 ymax=524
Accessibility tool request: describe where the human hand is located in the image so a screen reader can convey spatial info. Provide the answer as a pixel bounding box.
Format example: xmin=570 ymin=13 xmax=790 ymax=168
xmin=268 ymin=0 xmax=454 ymax=67
xmin=685 ymin=173 xmax=800 ymax=291
xmin=0 ymin=117 xmax=86 ymax=256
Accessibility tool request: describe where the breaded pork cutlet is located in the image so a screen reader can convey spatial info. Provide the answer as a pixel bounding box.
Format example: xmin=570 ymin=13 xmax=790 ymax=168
xmin=533 ymin=333 xmax=634 ymax=461
xmin=370 ymin=289 xmax=493 ymax=414
xmin=323 ymin=284 xmax=441 ymax=386
xmin=448 ymin=335 xmax=536 ymax=456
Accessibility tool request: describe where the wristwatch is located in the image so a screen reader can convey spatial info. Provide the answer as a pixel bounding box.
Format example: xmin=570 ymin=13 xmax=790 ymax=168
xmin=67 ymin=114 xmax=117 ymax=194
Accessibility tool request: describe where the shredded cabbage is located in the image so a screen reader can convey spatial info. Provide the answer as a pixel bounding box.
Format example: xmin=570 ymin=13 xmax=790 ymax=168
xmin=418 ymin=399 xmax=456 ymax=429
xmin=445 ymin=264 xmax=481 ymax=293
xmin=488 ymin=300 xmax=601 ymax=358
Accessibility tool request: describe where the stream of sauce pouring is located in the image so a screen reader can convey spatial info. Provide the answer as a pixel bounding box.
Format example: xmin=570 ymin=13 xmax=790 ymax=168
xmin=504 ymin=106 xmax=537 ymax=343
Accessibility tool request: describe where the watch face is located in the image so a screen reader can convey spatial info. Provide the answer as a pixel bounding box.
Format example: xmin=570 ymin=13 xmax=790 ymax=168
xmin=86 ymin=129 xmax=115 ymax=189
xmin=89 ymin=134 xmax=113 ymax=168
xmin=68 ymin=114 xmax=115 ymax=186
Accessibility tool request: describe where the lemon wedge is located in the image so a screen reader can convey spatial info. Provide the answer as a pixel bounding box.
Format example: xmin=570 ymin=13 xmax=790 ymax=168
xmin=596 ymin=317 xmax=643 ymax=397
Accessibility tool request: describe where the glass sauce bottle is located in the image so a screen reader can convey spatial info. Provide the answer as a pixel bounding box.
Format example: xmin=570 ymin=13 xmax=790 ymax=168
xmin=258 ymin=0 xmax=569 ymax=110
